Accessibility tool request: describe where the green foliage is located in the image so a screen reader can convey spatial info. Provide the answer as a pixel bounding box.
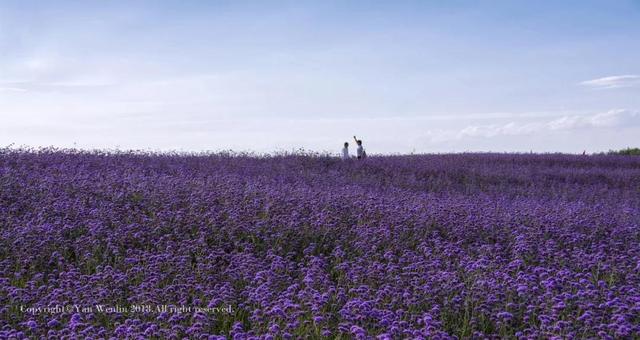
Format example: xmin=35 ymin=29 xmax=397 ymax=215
xmin=608 ymin=147 xmax=640 ymax=156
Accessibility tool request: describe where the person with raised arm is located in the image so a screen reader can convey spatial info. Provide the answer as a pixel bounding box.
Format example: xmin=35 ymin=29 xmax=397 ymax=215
xmin=353 ymin=136 xmax=366 ymax=160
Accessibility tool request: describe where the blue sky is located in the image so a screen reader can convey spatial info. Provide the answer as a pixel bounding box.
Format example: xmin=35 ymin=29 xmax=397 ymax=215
xmin=1 ymin=1 xmax=639 ymax=153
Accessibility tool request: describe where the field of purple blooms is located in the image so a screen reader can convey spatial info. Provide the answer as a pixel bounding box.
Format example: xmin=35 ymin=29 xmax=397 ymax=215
xmin=1 ymin=149 xmax=639 ymax=339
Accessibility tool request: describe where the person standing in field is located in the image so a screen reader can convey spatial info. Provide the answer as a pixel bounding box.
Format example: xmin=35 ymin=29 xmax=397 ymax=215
xmin=341 ymin=142 xmax=350 ymax=160
xmin=353 ymin=136 xmax=366 ymax=159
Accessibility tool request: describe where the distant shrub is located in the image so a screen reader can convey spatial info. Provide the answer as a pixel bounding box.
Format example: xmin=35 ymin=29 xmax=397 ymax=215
xmin=608 ymin=147 xmax=640 ymax=156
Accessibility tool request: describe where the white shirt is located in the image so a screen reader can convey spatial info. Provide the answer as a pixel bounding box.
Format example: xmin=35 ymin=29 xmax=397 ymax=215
xmin=341 ymin=147 xmax=349 ymax=160
xmin=356 ymin=145 xmax=364 ymax=158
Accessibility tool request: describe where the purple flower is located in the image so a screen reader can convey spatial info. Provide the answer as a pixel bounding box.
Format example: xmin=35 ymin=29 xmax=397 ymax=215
xmin=25 ymin=320 xmax=37 ymax=330
xmin=3 ymin=150 xmax=639 ymax=338
xmin=46 ymin=319 xmax=61 ymax=328
xmin=350 ymin=325 xmax=366 ymax=336
xmin=497 ymin=312 xmax=514 ymax=322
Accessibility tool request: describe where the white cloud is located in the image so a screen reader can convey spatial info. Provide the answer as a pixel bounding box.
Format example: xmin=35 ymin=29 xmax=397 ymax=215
xmin=579 ymin=75 xmax=640 ymax=89
xmin=423 ymin=109 xmax=639 ymax=143
xmin=45 ymin=76 xmax=117 ymax=88
xmin=546 ymin=115 xmax=585 ymax=130
xmin=588 ymin=109 xmax=639 ymax=127
xmin=0 ymin=87 xmax=28 ymax=92
xmin=458 ymin=122 xmax=543 ymax=138
xmin=548 ymin=109 xmax=639 ymax=129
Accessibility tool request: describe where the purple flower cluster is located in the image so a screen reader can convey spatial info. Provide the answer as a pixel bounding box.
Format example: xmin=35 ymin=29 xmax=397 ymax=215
xmin=1 ymin=149 xmax=639 ymax=338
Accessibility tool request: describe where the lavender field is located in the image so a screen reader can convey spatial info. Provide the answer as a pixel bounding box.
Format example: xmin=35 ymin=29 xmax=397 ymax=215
xmin=1 ymin=149 xmax=639 ymax=339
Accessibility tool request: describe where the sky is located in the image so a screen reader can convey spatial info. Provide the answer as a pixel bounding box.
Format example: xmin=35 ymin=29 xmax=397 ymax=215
xmin=1 ymin=0 xmax=639 ymax=154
